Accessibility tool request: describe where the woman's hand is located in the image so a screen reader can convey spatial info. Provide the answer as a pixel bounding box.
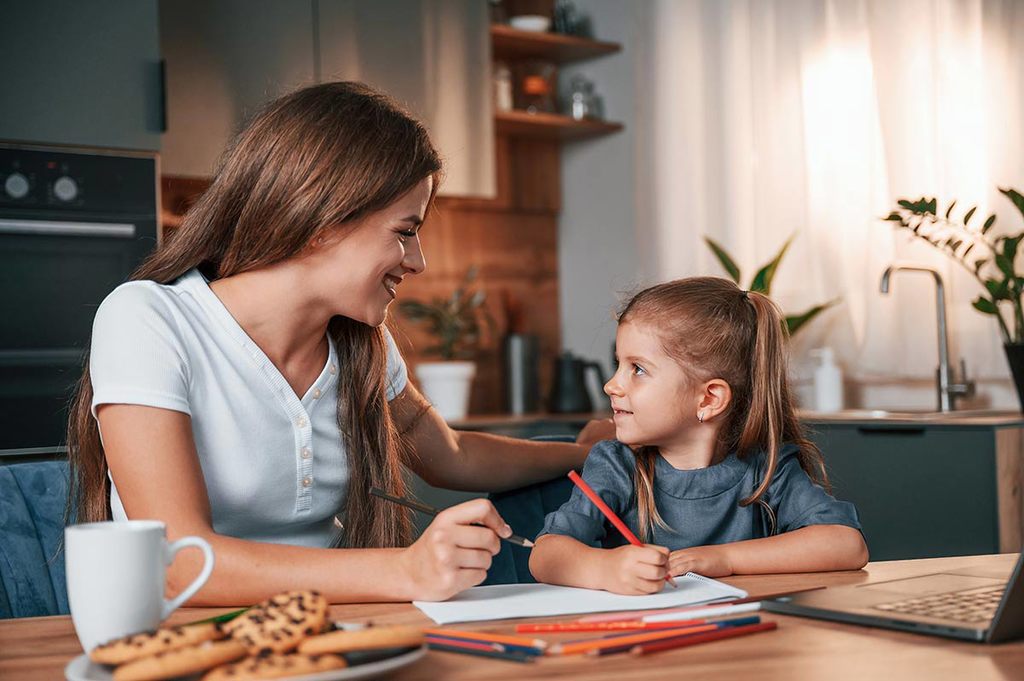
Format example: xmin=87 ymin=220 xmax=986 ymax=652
xmin=576 ymin=417 xmax=615 ymax=448
xmin=601 ymin=544 xmax=670 ymax=595
xmin=398 ymin=498 xmax=512 ymax=601
xmin=669 ymin=545 xmax=733 ymax=578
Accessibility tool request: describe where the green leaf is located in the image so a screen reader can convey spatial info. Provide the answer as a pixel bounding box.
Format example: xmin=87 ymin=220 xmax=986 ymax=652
xmin=897 ymin=199 xmax=915 ymax=210
xmin=982 ymin=214 xmax=997 ymax=234
xmin=996 ymin=254 xmax=1015 ymax=277
xmin=884 ymin=211 xmax=904 ymax=222
xmin=750 ymin=234 xmax=795 ymax=295
xmin=944 ymin=200 xmax=957 ymax=219
xmin=703 ymin=237 xmax=742 ymax=283
xmin=972 ymin=296 xmax=999 ymax=314
xmin=964 ymin=206 xmax=977 ymax=225
xmin=985 ymin=278 xmax=1010 ymax=299
xmin=785 ymin=298 xmax=840 ymax=336
xmin=1000 ymin=187 xmax=1024 ymax=220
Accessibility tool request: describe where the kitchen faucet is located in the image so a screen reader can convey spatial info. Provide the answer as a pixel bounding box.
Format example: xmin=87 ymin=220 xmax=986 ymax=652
xmin=879 ymin=265 xmax=975 ymax=411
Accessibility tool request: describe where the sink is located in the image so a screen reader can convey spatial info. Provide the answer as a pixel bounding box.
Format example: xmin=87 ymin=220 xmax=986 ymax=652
xmin=801 ymin=408 xmax=1023 ymax=422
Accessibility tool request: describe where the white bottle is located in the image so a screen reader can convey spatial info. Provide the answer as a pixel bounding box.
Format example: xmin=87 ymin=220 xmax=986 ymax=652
xmin=810 ymin=347 xmax=843 ymax=412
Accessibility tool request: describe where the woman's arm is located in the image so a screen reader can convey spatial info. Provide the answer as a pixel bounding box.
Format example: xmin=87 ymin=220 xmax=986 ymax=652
xmin=391 ymin=383 xmax=590 ymax=491
xmin=530 ymin=534 xmax=670 ymax=595
xmin=98 ymin=404 xmax=510 ymax=605
xmin=669 ymin=525 xmax=869 ymax=578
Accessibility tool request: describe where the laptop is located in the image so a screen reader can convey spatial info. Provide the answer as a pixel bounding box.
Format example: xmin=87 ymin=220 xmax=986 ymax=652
xmin=764 ymin=553 xmax=1024 ymax=643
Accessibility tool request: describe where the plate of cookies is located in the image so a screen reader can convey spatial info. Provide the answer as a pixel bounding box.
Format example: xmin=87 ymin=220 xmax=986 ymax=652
xmin=65 ymin=590 xmax=427 ymax=681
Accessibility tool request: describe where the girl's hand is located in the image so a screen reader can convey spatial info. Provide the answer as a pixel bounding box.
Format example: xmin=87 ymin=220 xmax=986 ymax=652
xmin=669 ymin=545 xmax=734 ymax=578
xmin=602 ymin=544 xmax=670 ymax=595
xmin=399 ymin=498 xmax=511 ymax=601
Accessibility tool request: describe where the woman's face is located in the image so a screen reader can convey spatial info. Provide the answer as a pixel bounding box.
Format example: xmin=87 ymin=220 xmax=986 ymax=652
xmin=303 ymin=177 xmax=432 ymax=326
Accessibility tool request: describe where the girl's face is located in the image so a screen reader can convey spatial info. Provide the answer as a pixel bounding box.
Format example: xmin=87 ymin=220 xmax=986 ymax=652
xmin=604 ymin=321 xmax=697 ymax=449
xmin=302 ymin=177 xmax=432 ymax=327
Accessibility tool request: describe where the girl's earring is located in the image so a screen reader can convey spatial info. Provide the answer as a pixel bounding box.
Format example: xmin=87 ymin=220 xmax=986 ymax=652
xmin=697 ymin=411 xmax=705 ymax=424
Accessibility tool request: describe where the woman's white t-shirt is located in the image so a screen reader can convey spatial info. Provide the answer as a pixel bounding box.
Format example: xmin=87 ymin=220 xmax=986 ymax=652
xmin=89 ymin=269 xmax=408 ymax=547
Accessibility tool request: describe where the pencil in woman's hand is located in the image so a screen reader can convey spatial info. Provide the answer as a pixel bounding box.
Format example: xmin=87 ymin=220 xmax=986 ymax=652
xmin=369 ymin=487 xmax=535 ymax=548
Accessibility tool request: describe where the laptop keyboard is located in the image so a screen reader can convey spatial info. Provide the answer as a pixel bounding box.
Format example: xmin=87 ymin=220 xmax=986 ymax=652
xmin=873 ymin=585 xmax=1004 ymax=623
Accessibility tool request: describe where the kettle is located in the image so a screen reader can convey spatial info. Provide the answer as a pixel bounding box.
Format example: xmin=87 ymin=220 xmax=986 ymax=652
xmin=549 ymin=351 xmax=607 ymax=413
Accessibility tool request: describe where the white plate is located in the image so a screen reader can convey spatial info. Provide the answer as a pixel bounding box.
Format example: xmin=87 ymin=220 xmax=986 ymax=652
xmin=65 ymin=646 xmax=426 ymax=681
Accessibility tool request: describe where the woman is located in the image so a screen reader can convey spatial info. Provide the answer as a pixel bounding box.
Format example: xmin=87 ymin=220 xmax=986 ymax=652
xmin=67 ymin=82 xmax=600 ymax=605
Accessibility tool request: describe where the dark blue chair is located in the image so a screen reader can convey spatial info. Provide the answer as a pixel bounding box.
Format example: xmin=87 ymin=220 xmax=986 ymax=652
xmin=0 ymin=461 xmax=71 ymax=618
xmin=483 ymin=435 xmax=577 ymax=585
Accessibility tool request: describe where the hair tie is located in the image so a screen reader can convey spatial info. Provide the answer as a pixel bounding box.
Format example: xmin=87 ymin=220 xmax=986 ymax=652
xmin=741 ymin=290 xmax=750 ymax=300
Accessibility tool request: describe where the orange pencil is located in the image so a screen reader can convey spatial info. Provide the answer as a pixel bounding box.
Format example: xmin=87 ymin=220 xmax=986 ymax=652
xmin=516 ymin=620 xmax=704 ymax=633
xmin=630 ymin=621 xmax=777 ymax=656
xmin=423 ymin=628 xmax=548 ymax=650
xmin=549 ymin=623 xmax=718 ymax=655
xmin=567 ymin=470 xmax=676 ymax=589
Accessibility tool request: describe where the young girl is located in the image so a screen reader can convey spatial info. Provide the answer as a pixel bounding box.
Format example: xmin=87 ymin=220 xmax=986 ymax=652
xmin=69 ymin=82 xmax=600 ymax=605
xmin=530 ymin=277 xmax=868 ymax=595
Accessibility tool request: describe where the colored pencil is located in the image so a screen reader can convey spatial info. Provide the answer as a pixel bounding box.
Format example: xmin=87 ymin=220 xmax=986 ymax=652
xmin=370 ymin=488 xmax=535 ymax=548
xmin=426 ymin=633 xmax=544 ymax=656
xmin=427 ymin=641 xmax=535 ymax=663
xmin=643 ymin=601 xmax=762 ymax=623
xmin=426 ymin=636 xmax=502 ymax=653
xmin=423 ymin=628 xmax=548 ymax=650
xmin=515 ymin=619 xmax=708 ymax=633
xmin=630 ymin=621 xmax=777 ymax=656
xmin=549 ymin=623 xmax=719 ymax=655
xmin=589 ymin=618 xmax=767 ymax=657
xmin=567 ymin=470 xmax=676 ymax=588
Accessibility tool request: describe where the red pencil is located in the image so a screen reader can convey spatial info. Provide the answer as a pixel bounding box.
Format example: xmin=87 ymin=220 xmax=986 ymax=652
xmin=629 ymin=621 xmax=777 ymax=656
xmin=516 ymin=620 xmax=704 ymax=633
xmin=567 ymin=470 xmax=676 ymax=588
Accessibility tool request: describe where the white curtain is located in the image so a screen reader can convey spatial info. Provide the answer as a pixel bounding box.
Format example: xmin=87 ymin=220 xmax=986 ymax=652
xmin=635 ymin=0 xmax=1024 ymax=409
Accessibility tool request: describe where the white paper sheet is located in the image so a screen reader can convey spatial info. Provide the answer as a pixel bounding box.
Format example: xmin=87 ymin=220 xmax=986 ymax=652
xmin=413 ymin=573 xmax=747 ymax=625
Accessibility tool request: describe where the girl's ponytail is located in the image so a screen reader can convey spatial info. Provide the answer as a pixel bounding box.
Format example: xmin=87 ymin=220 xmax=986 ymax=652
xmin=736 ymin=291 xmax=789 ymax=506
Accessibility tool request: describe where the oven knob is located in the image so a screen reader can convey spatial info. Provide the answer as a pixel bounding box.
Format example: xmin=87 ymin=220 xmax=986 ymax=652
xmin=53 ymin=176 xmax=78 ymax=202
xmin=4 ymin=172 xmax=29 ymax=199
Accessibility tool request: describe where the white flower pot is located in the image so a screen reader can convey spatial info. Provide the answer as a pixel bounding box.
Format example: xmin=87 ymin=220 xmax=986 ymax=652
xmin=414 ymin=361 xmax=476 ymax=421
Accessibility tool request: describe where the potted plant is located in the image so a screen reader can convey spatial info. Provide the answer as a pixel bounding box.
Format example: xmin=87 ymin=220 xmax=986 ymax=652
xmin=397 ymin=267 xmax=493 ymax=421
xmin=704 ymin=233 xmax=839 ymax=335
xmin=884 ymin=188 xmax=1024 ymax=409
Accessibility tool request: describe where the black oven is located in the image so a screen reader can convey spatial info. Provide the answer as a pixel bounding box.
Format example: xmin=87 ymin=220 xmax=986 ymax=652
xmin=0 ymin=143 xmax=159 ymax=457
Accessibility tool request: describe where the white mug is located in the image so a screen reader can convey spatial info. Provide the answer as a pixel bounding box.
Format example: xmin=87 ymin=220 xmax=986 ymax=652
xmin=65 ymin=520 xmax=214 ymax=652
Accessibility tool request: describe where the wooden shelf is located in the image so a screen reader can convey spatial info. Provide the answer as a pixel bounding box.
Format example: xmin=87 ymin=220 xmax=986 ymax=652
xmin=490 ymin=25 xmax=620 ymax=64
xmin=495 ymin=110 xmax=623 ymax=141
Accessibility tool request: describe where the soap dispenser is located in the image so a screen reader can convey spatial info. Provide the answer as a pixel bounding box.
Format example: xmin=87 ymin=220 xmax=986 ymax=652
xmin=810 ymin=347 xmax=843 ymax=412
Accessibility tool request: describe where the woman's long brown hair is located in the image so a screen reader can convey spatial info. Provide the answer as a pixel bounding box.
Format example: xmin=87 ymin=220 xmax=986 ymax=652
xmin=618 ymin=277 xmax=827 ymax=540
xmin=66 ymin=81 xmax=441 ymax=549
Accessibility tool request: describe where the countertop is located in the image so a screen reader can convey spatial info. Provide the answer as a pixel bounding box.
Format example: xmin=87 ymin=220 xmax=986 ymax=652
xmin=449 ymin=409 xmax=1024 ymax=430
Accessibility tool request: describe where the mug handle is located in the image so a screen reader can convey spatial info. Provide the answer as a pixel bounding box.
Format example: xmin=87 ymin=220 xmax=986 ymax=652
xmin=161 ymin=536 xmax=215 ymax=619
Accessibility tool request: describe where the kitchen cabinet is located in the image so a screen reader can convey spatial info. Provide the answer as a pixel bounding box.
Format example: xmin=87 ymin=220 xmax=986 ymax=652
xmin=807 ymin=419 xmax=1024 ymax=561
xmin=159 ymin=0 xmax=493 ymax=196
xmin=0 ymin=1 xmax=162 ymax=151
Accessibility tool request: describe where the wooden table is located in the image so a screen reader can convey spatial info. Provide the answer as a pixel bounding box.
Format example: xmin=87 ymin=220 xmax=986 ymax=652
xmin=2 ymin=554 xmax=1022 ymax=681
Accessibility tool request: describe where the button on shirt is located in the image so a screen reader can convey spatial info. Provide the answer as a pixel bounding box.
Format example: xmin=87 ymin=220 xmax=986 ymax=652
xmin=89 ymin=270 xmax=408 ymax=547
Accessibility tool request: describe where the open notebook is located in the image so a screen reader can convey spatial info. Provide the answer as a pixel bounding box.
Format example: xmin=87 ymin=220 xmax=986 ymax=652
xmin=414 ymin=573 xmax=747 ymax=625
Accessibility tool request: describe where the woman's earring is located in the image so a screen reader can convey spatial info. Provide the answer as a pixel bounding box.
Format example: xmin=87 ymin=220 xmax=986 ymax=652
xmin=697 ymin=411 xmax=705 ymax=423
